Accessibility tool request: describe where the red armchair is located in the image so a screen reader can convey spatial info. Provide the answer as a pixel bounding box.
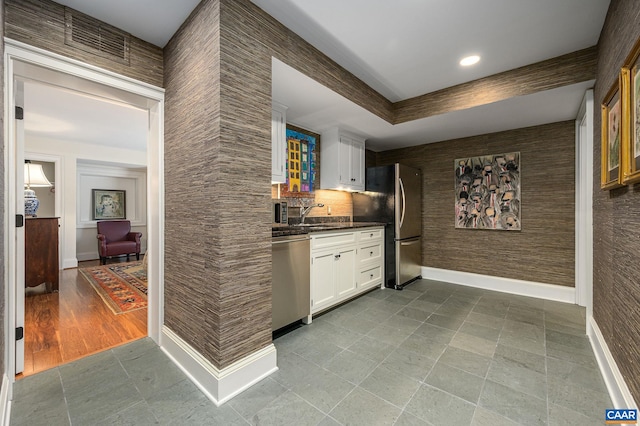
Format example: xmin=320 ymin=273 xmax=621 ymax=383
xmin=96 ymin=220 xmax=142 ymax=265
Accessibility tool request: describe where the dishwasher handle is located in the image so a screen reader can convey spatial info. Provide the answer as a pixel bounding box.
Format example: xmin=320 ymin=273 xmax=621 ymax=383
xmin=272 ymin=236 xmax=310 ymax=245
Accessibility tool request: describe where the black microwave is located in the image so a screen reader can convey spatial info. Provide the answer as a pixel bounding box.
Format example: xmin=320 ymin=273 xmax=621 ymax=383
xmin=273 ymin=201 xmax=288 ymax=224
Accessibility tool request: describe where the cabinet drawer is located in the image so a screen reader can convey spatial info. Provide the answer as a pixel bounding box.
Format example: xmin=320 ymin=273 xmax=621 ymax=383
xmin=358 ymin=228 xmax=382 ymax=242
xmin=312 ymin=232 xmax=356 ymax=250
xmin=358 ymin=242 xmax=382 ymax=265
xmin=359 ymin=265 xmax=382 ymax=288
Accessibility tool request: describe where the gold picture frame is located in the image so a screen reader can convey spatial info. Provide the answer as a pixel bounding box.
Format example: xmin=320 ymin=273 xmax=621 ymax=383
xmin=621 ymin=36 xmax=640 ymax=185
xmin=601 ymin=75 xmax=624 ymax=190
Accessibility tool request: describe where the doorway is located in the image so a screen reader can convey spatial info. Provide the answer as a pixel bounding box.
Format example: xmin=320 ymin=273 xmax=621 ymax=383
xmin=21 ymin=158 xmax=148 ymax=377
xmin=4 ymin=41 xmax=164 ymax=388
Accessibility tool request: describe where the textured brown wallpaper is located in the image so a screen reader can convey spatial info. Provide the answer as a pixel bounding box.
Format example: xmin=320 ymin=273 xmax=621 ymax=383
xmin=163 ymin=0 xmax=221 ymax=365
xmin=3 ymin=0 xmax=609 ymax=377
xmin=162 ymin=0 xmax=401 ymax=368
xmin=164 ymin=0 xmax=276 ymax=369
xmin=394 ymin=48 xmax=597 ymax=124
xmin=593 ymin=0 xmax=640 ymax=403
xmin=162 ymin=0 xmax=596 ymax=368
xmin=4 ymin=0 xmax=163 ymax=87
xmin=377 ymin=121 xmax=576 ymax=287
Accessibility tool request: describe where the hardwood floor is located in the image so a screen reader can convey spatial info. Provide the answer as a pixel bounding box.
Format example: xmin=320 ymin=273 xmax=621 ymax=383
xmin=20 ymin=258 xmax=147 ymax=378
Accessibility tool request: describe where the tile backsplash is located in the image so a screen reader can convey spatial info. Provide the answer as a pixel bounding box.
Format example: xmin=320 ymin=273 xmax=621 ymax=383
xmin=272 ymin=185 xmax=353 ymax=222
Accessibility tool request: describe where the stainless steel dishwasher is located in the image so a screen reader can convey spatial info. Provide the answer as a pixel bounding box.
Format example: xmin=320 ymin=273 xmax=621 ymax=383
xmin=272 ymin=234 xmax=310 ymax=331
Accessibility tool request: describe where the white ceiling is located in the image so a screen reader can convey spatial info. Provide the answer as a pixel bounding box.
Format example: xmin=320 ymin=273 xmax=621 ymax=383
xmin=25 ymin=0 xmax=611 ymax=152
xmin=24 ymin=82 xmax=149 ymax=150
xmin=256 ymin=0 xmax=610 ymax=102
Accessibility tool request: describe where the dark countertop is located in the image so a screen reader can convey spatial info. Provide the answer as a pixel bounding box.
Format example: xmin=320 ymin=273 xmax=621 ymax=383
xmin=272 ymin=222 xmax=385 ymax=238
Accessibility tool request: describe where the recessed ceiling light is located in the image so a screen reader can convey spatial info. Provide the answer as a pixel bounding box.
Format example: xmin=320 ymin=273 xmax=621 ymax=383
xmin=460 ymin=55 xmax=480 ymax=66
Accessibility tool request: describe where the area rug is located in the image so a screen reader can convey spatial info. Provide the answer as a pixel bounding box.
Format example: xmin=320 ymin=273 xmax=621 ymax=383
xmin=79 ymin=262 xmax=147 ymax=315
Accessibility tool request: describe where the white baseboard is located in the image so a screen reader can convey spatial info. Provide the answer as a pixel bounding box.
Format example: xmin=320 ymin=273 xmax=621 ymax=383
xmin=588 ymin=316 xmax=638 ymax=409
xmin=76 ymin=252 xmax=98 ymax=262
xmin=0 ymin=374 xmax=11 ymax=426
xmin=421 ymin=267 xmax=576 ymax=304
xmin=63 ymin=258 xmax=79 ymax=269
xmin=160 ymin=326 xmax=278 ymax=406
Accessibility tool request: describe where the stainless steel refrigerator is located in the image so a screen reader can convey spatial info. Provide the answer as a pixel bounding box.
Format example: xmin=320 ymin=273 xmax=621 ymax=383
xmin=353 ymin=163 xmax=422 ymax=289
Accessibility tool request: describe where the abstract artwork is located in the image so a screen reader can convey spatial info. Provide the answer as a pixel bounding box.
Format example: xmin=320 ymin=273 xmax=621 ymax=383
xmin=455 ymin=152 xmax=520 ymax=230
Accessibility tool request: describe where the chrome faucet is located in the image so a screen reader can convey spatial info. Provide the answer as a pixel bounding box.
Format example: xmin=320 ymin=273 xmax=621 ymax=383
xmin=300 ymin=203 xmax=324 ymax=223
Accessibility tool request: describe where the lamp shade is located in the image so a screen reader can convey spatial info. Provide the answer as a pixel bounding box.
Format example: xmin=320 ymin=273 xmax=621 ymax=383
xmin=24 ymin=163 xmax=52 ymax=187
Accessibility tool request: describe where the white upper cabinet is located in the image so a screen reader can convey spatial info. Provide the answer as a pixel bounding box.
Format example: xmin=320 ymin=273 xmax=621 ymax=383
xmin=320 ymin=127 xmax=365 ymax=191
xmin=271 ymin=102 xmax=287 ymax=184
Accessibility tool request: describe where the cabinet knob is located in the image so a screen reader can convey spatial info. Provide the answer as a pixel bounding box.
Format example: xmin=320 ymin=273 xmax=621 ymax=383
xmin=370 ymin=233 xmax=373 ymax=237
xmin=370 ymin=274 xmax=374 ymax=278
xmin=370 ymin=251 xmax=373 ymax=256
xmin=335 ymin=254 xmax=341 ymax=259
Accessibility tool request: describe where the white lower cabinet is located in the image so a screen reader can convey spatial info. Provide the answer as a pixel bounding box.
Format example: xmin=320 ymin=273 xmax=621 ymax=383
xmin=310 ymin=226 xmax=384 ymax=314
xmin=311 ymin=251 xmax=340 ymax=309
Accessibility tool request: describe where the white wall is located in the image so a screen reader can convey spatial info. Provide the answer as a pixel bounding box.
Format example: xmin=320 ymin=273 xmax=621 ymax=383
xmin=76 ymin=163 xmax=147 ymax=261
xmin=25 ymin=135 xmax=146 ymax=268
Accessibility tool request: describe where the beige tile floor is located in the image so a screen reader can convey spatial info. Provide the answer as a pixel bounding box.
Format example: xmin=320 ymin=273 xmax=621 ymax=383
xmin=11 ymin=279 xmax=611 ymax=425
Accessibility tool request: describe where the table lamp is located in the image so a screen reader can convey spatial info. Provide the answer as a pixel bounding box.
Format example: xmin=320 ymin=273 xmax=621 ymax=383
xmin=24 ymin=160 xmax=52 ymax=217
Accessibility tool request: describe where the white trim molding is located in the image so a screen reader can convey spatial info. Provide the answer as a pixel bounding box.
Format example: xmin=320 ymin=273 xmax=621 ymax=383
xmin=575 ymin=89 xmax=594 ymax=310
xmin=0 ymin=374 xmax=11 ymax=426
xmin=588 ymin=317 xmax=638 ymax=410
xmin=160 ymin=326 xmax=278 ymax=406
xmin=421 ymin=267 xmax=575 ymax=304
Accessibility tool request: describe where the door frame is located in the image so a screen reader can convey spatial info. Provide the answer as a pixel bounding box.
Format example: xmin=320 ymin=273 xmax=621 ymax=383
xmin=3 ymin=39 xmax=165 ymax=390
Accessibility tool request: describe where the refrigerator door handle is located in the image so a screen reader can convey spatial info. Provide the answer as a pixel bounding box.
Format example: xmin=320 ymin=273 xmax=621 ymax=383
xmin=399 ymin=176 xmax=406 ymax=230
xmin=400 ymin=239 xmax=420 ymax=246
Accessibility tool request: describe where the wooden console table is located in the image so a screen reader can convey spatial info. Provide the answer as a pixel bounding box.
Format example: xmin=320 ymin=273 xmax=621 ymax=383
xmin=25 ymin=217 xmax=59 ymax=292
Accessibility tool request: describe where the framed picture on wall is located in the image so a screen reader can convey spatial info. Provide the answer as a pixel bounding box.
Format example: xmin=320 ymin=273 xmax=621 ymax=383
xmin=279 ymin=125 xmax=320 ymax=198
xmin=622 ymin=35 xmax=640 ymax=184
xmin=454 ymin=152 xmax=521 ymax=230
xmin=601 ymin=75 xmax=624 ymax=190
xmin=92 ymin=189 xmax=126 ymax=220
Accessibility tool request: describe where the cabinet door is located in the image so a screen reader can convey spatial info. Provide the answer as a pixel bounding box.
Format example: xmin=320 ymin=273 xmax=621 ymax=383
xmin=335 ymin=247 xmax=356 ymax=298
xmin=339 ymin=135 xmax=353 ymax=186
xmin=311 ymin=251 xmax=336 ymax=310
xmin=271 ymin=107 xmax=286 ymax=183
xmin=350 ymin=138 xmax=365 ymax=190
